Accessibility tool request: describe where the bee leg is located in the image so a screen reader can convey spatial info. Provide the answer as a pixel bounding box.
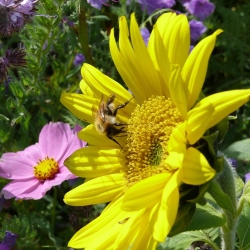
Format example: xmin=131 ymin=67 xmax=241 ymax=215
xmin=113 ymin=128 xmax=127 ymax=136
xmin=113 ymin=96 xmax=134 ymax=116
xmin=107 ymin=135 xmax=123 ymax=149
xmin=113 ymin=123 xmax=127 ymax=126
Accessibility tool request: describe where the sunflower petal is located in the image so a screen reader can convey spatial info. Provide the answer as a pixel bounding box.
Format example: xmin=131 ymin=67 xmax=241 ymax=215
xmin=152 ymin=170 xmax=181 ymax=242
xmin=148 ymin=24 xmax=170 ymax=97
xmin=79 ymin=79 xmax=94 ymax=97
xmin=60 ymin=93 xmax=97 ymax=123
xmin=68 ymin=196 xmax=130 ymax=248
xmin=182 ymin=147 xmax=216 ymax=185
xmin=110 ymin=15 xmax=162 ymax=103
xmin=166 ymin=148 xmax=185 ymax=171
xmin=122 ymin=173 xmax=172 ymax=211
xmin=128 ymin=209 xmax=156 ymax=250
xmin=64 ymin=147 xmax=124 ymax=178
xmin=110 ymin=19 xmax=147 ymax=103
xmin=85 ymin=228 xmax=118 ymax=250
xmin=113 ymin=209 xmax=146 ymax=249
xmin=182 ymin=29 xmax=223 ymax=110
xmin=186 ymin=102 xmax=214 ymax=145
xmin=78 ymin=124 xmax=124 ymax=148
xmin=154 ymin=12 xmax=177 ymax=38
xmin=196 ymin=89 xmax=250 ymax=129
xmin=168 ymin=123 xmax=187 ymax=152
xmin=161 ymin=14 xmax=190 ymax=68
xmin=81 ymin=63 xmax=134 ymax=110
xmin=64 ymin=173 xmax=125 ymax=206
xmin=169 ymin=65 xmax=188 ymax=119
xmin=130 ymin=13 xmax=162 ymax=96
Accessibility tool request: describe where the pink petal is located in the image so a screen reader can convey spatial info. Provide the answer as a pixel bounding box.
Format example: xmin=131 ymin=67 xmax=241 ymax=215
xmin=57 ymin=134 xmax=87 ymax=165
xmin=43 ymin=166 xmax=75 ymax=190
xmin=0 ymin=149 xmax=38 ymax=179
xmin=1 ymin=178 xmax=43 ymax=200
xmin=38 ymin=122 xmax=87 ymax=164
xmin=72 ymin=124 xmax=83 ymax=133
xmin=39 ymin=122 xmax=84 ymax=162
xmin=22 ymin=143 xmax=43 ymax=163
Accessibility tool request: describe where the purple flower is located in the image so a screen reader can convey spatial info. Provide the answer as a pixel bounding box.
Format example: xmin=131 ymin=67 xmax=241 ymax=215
xmin=180 ymin=0 xmax=190 ymax=6
xmin=183 ymin=0 xmax=215 ymax=21
xmin=137 ymin=0 xmax=176 ymax=14
xmin=62 ymin=16 xmax=74 ymax=27
xmin=0 ymin=48 xmax=27 ymax=83
xmin=0 ymin=122 xmax=87 ymax=200
xmin=73 ymin=53 xmax=85 ymax=66
xmin=87 ymin=0 xmax=109 ymax=10
xmin=0 ymin=0 xmax=37 ymax=37
xmin=140 ymin=28 xmax=150 ymax=46
xmin=227 ymin=158 xmax=238 ymax=168
xmin=3 ymin=48 xmax=27 ymax=67
xmin=189 ymin=19 xmax=207 ymax=43
xmin=0 ymin=231 xmax=18 ymax=250
xmin=245 ymin=173 xmax=250 ymax=183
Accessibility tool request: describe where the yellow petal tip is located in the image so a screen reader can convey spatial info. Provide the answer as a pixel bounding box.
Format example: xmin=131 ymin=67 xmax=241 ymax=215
xmin=214 ymin=29 xmax=223 ymax=35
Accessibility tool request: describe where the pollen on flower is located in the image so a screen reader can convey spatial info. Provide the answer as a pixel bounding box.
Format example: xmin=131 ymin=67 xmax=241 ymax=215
xmin=124 ymin=96 xmax=183 ymax=187
xmin=34 ymin=156 xmax=59 ymax=181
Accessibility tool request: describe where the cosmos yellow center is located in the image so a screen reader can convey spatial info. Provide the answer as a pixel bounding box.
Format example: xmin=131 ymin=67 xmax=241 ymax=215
xmin=34 ymin=156 xmax=59 ymax=181
xmin=124 ymin=96 xmax=183 ymax=187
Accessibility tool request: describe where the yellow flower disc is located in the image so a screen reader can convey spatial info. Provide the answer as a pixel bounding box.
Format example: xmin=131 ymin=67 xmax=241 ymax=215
xmin=124 ymin=96 xmax=183 ymax=187
xmin=34 ymin=156 xmax=59 ymax=181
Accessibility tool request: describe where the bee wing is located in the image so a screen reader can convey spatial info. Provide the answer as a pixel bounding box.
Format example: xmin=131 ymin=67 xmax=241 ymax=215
xmin=92 ymin=95 xmax=105 ymax=122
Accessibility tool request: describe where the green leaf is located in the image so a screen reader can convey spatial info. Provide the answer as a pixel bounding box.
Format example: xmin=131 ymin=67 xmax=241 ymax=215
xmin=0 ymin=215 xmax=38 ymax=248
xmin=0 ymin=114 xmax=10 ymax=121
xmin=11 ymin=115 xmax=24 ymax=126
xmin=211 ymin=116 xmax=229 ymax=144
xmin=236 ymin=201 xmax=250 ymax=249
xmin=240 ymin=181 xmax=250 ymax=206
xmin=202 ymin=131 xmax=219 ymax=158
xmin=188 ymin=181 xmax=210 ymax=205
xmin=9 ymin=81 xmax=25 ymax=99
xmin=157 ymin=232 xmax=194 ymax=250
xmin=169 ymin=203 xmax=196 ymax=236
xmin=235 ymin=172 xmax=245 ymax=198
xmin=224 ymin=139 xmax=250 ymax=161
xmin=90 ymin=15 xmax=110 ymax=21
xmin=157 ymin=228 xmax=220 ymax=250
xmin=213 ymin=155 xmax=224 ymax=174
xmin=184 ymin=203 xmax=225 ymax=231
xmin=208 ymin=181 xmax=235 ymax=214
xmin=6 ymin=97 xmax=17 ymax=112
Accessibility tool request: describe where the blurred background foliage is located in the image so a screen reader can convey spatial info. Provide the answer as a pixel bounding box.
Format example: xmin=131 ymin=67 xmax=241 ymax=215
xmin=0 ymin=0 xmax=250 ymax=248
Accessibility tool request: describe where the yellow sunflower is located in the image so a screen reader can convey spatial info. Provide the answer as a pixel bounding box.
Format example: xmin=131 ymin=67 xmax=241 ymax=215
xmin=61 ymin=13 xmax=250 ymax=249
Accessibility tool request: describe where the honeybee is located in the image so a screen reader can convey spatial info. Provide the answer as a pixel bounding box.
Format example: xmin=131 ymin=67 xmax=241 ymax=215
xmin=94 ymin=94 xmax=133 ymax=148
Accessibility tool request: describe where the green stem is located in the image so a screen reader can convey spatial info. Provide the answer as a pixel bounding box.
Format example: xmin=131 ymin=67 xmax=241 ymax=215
xmin=216 ymin=154 xmax=237 ymax=250
xmin=237 ymin=194 xmax=245 ymax=217
xmin=200 ymin=230 xmax=220 ymax=250
xmin=51 ymin=187 xmax=57 ymax=235
xmin=78 ymin=6 xmax=94 ymax=65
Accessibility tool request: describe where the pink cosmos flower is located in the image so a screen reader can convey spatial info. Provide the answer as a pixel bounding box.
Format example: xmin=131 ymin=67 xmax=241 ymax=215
xmin=0 ymin=122 xmax=86 ymax=200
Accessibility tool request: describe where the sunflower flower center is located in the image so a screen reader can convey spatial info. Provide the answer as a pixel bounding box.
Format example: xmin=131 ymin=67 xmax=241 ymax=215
xmin=124 ymin=96 xmax=183 ymax=187
xmin=34 ymin=156 xmax=59 ymax=181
